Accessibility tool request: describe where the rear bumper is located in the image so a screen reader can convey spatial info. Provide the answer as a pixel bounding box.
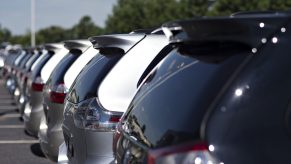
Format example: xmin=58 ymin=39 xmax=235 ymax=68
xmin=58 ymin=142 xmax=68 ymax=164
xmin=24 ymin=108 xmax=44 ymax=137
xmin=24 ymin=90 xmax=44 ymax=136
xmin=39 ymin=113 xmax=64 ymax=162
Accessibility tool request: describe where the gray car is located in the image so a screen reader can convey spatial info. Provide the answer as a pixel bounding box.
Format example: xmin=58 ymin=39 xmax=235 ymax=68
xmin=24 ymin=43 xmax=69 ymax=136
xmin=7 ymin=49 xmax=26 ymax=96
xmin=14 ymin=49 xmax=33 ymax=105
xmin=39 ymin=40 xmax=94 ymax=161
xmin=18 ymin=49 xmax=43 ymax=116
xmin=3 ymin=49 xmax=20 ymax=93
xmin=62 ymin=32 xmax=168 ymax=163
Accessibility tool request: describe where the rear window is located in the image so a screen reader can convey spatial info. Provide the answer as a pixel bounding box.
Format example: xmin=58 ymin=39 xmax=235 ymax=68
xmin=14 ymin=51 xmax=26 ymax=66
xmin=31 ymin=53 xmax=54 ymax=80
xmin=25 ymin=53 xmax=41 ymax=72
xmin=31 ymin=51 xmax=48 ymax=71
xmin=19 ymin=54 xmax=31 ymax=69
xmin=41 ymin=48 xmax=69 ymax=83
xmin=47 ymin=53 xmax=79 ymax=85
xmin=64 ymin=46 xmax=99 ymax=90
xmin=124 ymin=45 xmax=250 ymax=148
xmin=67 ymin=53 xmax=122 ymax=104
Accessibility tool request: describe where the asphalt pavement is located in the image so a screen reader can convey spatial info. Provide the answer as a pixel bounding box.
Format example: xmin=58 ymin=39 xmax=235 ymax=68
xmin=0 ymin=79 xmax=53 ymax=164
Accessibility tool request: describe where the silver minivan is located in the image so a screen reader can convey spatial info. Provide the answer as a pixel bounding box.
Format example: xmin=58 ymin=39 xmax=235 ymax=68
xmin=62 ymin=32 xmax=168 ymax=163
xmin=39 ymin=40 xmax=95 ymax=161
xmin=24 ymin=43 xmax=69 ymax=136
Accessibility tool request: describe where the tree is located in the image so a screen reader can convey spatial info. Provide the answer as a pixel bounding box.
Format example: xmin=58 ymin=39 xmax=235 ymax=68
xmin=9 ymin=34 xmax=30 ymax=46
xmin=0 ymin=25 xmax=11 ymax=43
xmin=7 ymin=16 xmax=103 ymax=45
xmin=105 ymin=0 xmax=146 ymax=33
xmin=69 ymin=15 xmax=104 ymax=39
xmin=36 ymin=26 xmax=68 ymax=44
xmin=105 ymin=0 xmax=209 ymax=33
xmin=208 ymin=0 xmax=291 ymax=16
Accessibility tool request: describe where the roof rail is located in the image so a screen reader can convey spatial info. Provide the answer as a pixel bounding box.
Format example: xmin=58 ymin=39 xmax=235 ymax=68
xmin=162 ymin=12 xmax=290 ymax=49
xmin=89 ymin=34 xmax=145 ymax=55
xmin=63 ymin=40 xmax=92 ymax=54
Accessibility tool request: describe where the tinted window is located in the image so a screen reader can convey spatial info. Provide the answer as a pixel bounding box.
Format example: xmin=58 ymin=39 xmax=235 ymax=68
xmin=31 ymin=53 xmax=52 ymax=80
xmin=25 ymin=53 xmax=41 ymax=72
xmin=14 ymin=51 xmax=26 ymax=66
xmin=123 ymin=46 xmax=250 ymax=148
xmin=206 ymin=24 xmax=291 ymax=164
xmin=41 ymin=48 xmax=69 ymax=83
xmin=4 ymin=54 xmax=17 ymax=66
xmin=46 ymin=53 xmax=79 ymax=86
xmin=19 ymin=54 xmax=31 ymax=69
xmin=64 ymin=46 xmax=99 ymax=89
xmin=67 ymin=53 xmax=123 ymax=104
xmin=31 ymin=52 xmax=48 ymax=72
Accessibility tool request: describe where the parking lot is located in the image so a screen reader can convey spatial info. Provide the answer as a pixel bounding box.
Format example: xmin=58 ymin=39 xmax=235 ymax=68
xmin=0 ymin=79 xmax=53 ymax=164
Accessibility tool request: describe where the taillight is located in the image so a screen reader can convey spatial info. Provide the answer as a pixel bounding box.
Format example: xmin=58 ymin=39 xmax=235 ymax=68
xmin=72 ymin=97 xmax=122 ymax=132
xmin=31 ymin=76 xmax=44 ymax=91
xmin=147 ymin=142 xmax=222 ymax=164
xmin=49 ymin=83 xmax=68 ymax=104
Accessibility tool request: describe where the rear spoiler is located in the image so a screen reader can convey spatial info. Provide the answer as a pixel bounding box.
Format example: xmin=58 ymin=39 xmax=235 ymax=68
xmin=162 ymin=12 xmax=290 ymax=49
xmin=63 ymin=40 xmax=92 ymax=54
xmin=44 ymin=43 xmax=64 ymax=54
xmin=89 ymin=34 xmax=145 ymax=55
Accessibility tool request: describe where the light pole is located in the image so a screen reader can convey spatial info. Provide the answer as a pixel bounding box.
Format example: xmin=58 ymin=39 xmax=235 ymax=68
xmin=31 ymin=0 xmax=35 ymax=47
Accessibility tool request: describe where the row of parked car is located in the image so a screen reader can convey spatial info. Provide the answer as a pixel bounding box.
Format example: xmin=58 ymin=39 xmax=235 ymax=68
xmin=1 ymin=11 xmax=291 ymax=164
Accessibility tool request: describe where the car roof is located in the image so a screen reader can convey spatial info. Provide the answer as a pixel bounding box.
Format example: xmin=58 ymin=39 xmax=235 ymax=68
xmin=63 ymin=40 xmax=92 ymax=53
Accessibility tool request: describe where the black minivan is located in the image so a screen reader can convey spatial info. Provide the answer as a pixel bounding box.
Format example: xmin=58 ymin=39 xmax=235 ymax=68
xmin=116 ymin=12 xmax=291 ymax=164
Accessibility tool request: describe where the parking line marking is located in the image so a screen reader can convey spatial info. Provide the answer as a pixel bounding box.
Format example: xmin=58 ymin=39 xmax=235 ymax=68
xmin=0 ymin=114 xmax=21 ymax=118
xmin=0 ymin=125 xmax=24 ymax=128
xmin=0 ymin=140 xmax=39 ymax=144
xmin=0 ymin=100 xmax=15 ymax=103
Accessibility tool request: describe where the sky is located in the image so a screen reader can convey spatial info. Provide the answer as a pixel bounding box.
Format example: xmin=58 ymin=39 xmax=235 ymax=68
xmin=0 ymin=0 xmax=117 ymax=35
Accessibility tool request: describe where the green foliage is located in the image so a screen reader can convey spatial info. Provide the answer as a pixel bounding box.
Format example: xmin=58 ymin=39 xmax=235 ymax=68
xmin=7 ymin=15 xmax=103 ymax=46
xmin=9 ymin=34 xmax=30 ymax=47
xmin=105 ymin=0 xmax=209 ymax=33
xmin=69 ymin=16 xmax=104 ymax=39
xmin=0 ymin=25 xmax=11 ymax=43
xmin=209 ymin=0 xmax=291 ymax=16
xmin=36 ymin=26 xmax=68 ymax=44
xmin=105 ymin=0 xmax=146 ymax=33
